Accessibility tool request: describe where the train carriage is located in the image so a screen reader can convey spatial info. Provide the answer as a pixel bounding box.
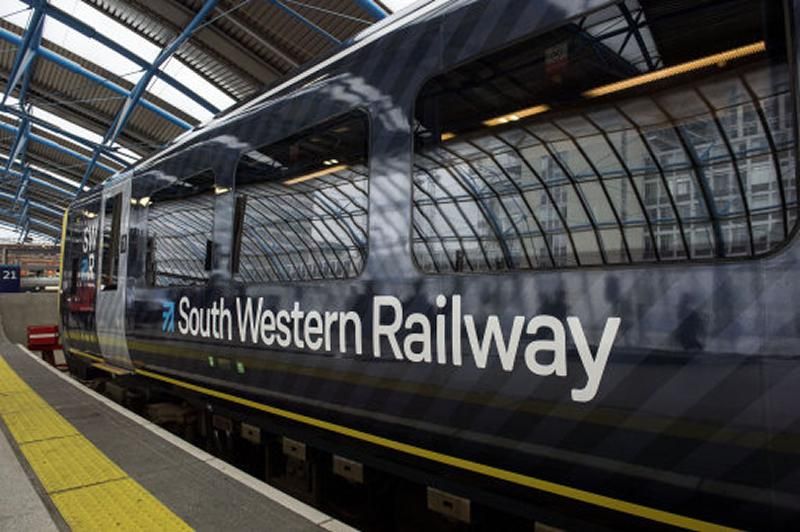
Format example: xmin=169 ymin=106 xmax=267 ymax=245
xmin=59 ymin=0 xmax=800 ymax=528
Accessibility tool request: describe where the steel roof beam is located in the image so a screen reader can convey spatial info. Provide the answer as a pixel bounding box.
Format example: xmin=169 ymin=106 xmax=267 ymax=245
xmin=12 ymin=169 xmax=29 ymax=205
xmin=0 ymin=106 xmax=132 ymax=168
xmin=9 ymin=169 xmax=75 ymax=198
xmin=0 ymin=26 xmax=193 ymax=131
xmin=27 ymin=1 xmax=221 ymax=115
xmin=123 ymin=0 xmax=282 ymax=91
xmin=0 ymin=160 xmax=76 ymax=198
xmin=353 ymin=0 xmax=388 ymax=20
xmin=3 ymin=0 xmax=45 ymax=105
xmin=29 ymin=216 xmax=58 ymax=233
xmin=0 ymin=216 xmax=57 ymax=239
xmin=617 ymin=3 xmax=655 ymax=71
xmin=4 ymin=115 xmax=30 ymax=173
xmin=79 ymin=0 xmax=218 ymax=190
xmin=221 ymin=10 xmax=301 ymax=69
xmin=0 ymin=120 xmax=116 ymax=173
xmin=107 ymin=0 xmax=218 ymax=143
xmin=0 ymin=151 xmax=80 ymax=195
xmin=16 ymin=89 xmax=155 ymax=158
xmin=1 ymin=0 xmax=44 ymax=236
xmin=266 ymin=1 xmax=342 ymax=46
xmin=0 ymin=189 xmax=61 ymax=217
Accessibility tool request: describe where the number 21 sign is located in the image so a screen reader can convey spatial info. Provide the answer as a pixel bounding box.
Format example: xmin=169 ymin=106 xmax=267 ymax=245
xmin=0 ymin=265 xmax=20 ymax=293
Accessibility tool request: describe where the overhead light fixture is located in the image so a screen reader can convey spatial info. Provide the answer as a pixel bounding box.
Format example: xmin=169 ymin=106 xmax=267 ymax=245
xmin=482 ymin=104 xmax=551 ymax=127
xmin=584 ymin=41 xmax=767 ymax=98
xmin=284 ymin=164 xmax=348 ymax=186
xmin=214 ymin=186 xmax=231 ymax=195
xmin=323 ymin=159 xmax=340 ymax=166
xmin=440 ymin=132 xmax=456 ymax=141
xmin=138 ymin=196 xmax=151 ymax=207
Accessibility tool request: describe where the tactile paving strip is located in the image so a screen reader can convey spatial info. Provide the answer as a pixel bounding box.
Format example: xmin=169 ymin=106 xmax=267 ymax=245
xmin=0 ymin=389 xmax=47 ymax=414
xmin=0 ymin=354 xmax=191 ymax=531
xmin=52 ymin=478 xmax=190 ymax=531
xmin=21 ymin=435 xmax=127 ymax=493
xmin=3 ymin=406 xmax=79 ymax=443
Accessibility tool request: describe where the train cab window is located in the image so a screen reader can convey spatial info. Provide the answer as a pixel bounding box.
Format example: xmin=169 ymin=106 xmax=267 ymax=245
xmin=412 ymin=0 xmax=796 ymax=272
xmin=100 ymin=193 xmax=122 ymax=290
xmin=232 ymin=111 xmax=368 ymax=282
xmin=144 ymin=169 xmax=216 ymax=287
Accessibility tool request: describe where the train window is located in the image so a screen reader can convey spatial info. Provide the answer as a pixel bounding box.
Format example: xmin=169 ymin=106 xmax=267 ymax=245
xmin=412 ymin=0 xmax=796 ymax=272
xmin=144 ymin=169 xmax=216 ymax=287
xmin=61 ymin=199 xmax=100 ymax=308
xmin=100 ymin=193 xmax=122 ymax=290
xmin=232 ymin=111 xmax=368 ymax=282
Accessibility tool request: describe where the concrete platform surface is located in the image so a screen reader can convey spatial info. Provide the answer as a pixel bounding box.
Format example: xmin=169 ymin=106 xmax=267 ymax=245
xmin=0 ymin=322 xmax=353 ymax=531
xmin=0 ymin=425 xmax=58 ymax=532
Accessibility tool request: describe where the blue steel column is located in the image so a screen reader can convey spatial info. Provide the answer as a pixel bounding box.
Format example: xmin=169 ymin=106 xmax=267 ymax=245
xmin=28 ymin=1 xmax=221 ymax=115
xmin=266 ymin=0 xmax=342 ymax=45
xmin=2 ymin=0 xmax=45 ymax=234
xmin=0 ymin=105 xmax=132 ymax=168
xmin=78 ymin=0 xmax=219 ymax=190
xmin=0 ymin=28 xmax=193 ymax=129
xmin=3 ymin=0 xmax=44 ymax=105
xmin=353 ymin=0 xmax=388 ymax=20
xmin=4 ymin=115 xmax=30 ymax=174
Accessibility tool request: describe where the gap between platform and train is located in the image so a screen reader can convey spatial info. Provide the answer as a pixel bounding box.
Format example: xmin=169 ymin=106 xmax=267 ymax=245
xmin=67 ymin=346 xmax=737 ymax=532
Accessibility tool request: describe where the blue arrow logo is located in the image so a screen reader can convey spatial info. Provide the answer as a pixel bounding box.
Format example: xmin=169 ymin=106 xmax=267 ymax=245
xmin=162 ymin=300 xmax=175 ymax=333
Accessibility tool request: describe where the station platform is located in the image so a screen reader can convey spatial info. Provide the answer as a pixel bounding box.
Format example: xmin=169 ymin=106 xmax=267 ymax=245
xmin=0 ymin=324 xmax=352 ymax=531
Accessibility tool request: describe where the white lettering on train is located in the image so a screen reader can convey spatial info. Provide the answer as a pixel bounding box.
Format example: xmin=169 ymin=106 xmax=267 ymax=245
xmin=172 ymin=294 xmax=621 ymax=403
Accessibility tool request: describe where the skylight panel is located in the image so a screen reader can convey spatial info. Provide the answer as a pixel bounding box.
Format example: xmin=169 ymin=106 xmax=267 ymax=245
xmin=0 ymin=151 xmax=81 ymax=190
xmin=3 ymin=93 xmax=142 ymax=164
xmin=50 ymin=0 xmax=159 ymax=61
xmin=50 ymin=0 xmax=234 ymax=121
xmin=146 ymin=76 xmax=214 ymax=123
xmin=0 ymin=221 xmax=57 ymax=242
xmin=3 ymin=1 xmax=231 ymax=122
xmin=160 ymin=57 xmax=236 ymax=113
xmin=0 ymin=0 xmax=34 ymax=28
xmin=41 ymin=16 xmax=144 ymax=84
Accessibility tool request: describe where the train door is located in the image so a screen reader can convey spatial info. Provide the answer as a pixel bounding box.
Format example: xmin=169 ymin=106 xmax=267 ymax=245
xmin=96 ymin=180 xmax=133 ymax=369
xmin=60 ymin=196 xmax=102 ymax=354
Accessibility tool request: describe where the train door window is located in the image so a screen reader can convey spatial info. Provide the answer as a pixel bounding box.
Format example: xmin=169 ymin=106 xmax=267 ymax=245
xmin=412 ymin=0 xmax=796 ymax=273
xmin=101 ymin=193 xmax=122 ymax=290
xmin=61 ymin=198 xmax=101 ymax=310
xmin=144 ymin=169 xmax=215 ymax=287
xmin=231 ymin=111 xmax=368 ymax=282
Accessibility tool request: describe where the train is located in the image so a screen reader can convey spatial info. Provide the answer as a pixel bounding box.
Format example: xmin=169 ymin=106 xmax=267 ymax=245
xmin=59 ymin=0 xmax=800 ymax=529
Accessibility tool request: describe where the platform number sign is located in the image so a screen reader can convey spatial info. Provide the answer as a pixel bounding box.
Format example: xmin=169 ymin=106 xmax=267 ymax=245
xmin=0 ymin=265 xmax=20 ymax=293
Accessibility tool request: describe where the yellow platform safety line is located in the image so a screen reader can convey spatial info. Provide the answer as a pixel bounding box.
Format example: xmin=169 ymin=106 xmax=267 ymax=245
xmin=0 ymin=356 xmax=191 ymax=531
xmin=65 ymin=348 xmax=738 ymax=531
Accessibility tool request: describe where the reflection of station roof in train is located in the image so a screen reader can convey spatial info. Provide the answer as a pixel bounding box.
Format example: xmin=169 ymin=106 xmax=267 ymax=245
xmin=0 ymin=0 xmax=392 ymax=242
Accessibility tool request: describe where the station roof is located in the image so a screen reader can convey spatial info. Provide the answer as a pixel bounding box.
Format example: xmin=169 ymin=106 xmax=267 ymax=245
xmin=0 ymin=0 xmax=395 ymax=242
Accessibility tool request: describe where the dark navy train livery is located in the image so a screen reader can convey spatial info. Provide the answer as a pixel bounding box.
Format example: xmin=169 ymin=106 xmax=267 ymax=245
xmin=59 ymin=0 xmax=800 ymax=529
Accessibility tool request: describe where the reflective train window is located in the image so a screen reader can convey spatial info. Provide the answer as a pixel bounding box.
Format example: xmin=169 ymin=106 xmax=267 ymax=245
xmin=144 ymin=169 xmax=216 ymax=287
xmin=62 ymin=199 xmax=101 ymax=302
xmin=412 ymin=0 xmax=796 ymax=272
xmin=232 ymin=111 xmax=368 ymax=282
xmin=100 ymin=193 xmax=122 ymax=290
